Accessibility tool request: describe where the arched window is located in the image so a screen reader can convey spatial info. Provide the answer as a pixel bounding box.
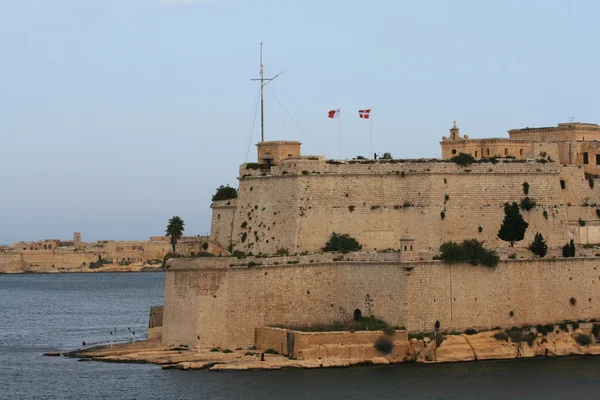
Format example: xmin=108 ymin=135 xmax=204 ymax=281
xmin=353 ymin=309 xmax=362 ymax=321
xmin=475 ymin=151 xmax=478 ymax=157
xmin=504 ymin=148 xmax=508 ymax=155
xmin=486 ymin=148 xmax=490 ymax=156
xmin=43 ymin=244 xmax=47 ymax=250
xmin=520 ymin=149 xmax=523 ymax=156
xmin=48 ymin=244 xmax=52 ymax=250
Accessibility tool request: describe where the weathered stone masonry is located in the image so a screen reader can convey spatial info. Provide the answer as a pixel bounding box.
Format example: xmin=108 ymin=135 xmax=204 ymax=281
xmin=163 ymin=257 xmax=600 ymax=349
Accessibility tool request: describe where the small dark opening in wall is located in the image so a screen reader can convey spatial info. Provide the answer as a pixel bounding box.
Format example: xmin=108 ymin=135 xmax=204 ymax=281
xmin=451 ymin=149 xmax=457 ymax=155
xmin=353 ymin=309 xmax=362 ymax=321
xmin=560 ymin=180 xmax=566 ymax=190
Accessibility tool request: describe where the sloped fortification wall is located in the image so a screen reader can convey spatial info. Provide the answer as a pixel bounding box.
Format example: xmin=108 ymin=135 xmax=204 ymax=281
xmin=212 ymin=160 xmax=597 ymax=256
xmin=162 ymin=257 xmax=600 ymax=349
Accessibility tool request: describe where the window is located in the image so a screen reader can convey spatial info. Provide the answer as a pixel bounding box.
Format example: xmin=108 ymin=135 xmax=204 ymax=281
xmin=596 ymin=154 xmax=600 ymax=165
xmin=583 ymin=152 xmax=589 ymax=164
xmin=451 ymin=149 xmax=457 ymax=155
xmin=217 ymin=214 xmax=221 ymax=220
xmin=475 ymin=151 xmax=478 ymax=157
xmin=519 ymin=149 xmax=523 ymax=156
xmin=504 ymin=148 xmax=508 ymax=155
xmin=486 ymin=148 xmax=490 ymax=156
xmin=560 ymin=180 xmax=566 ymax=190
xmin=288 ymin=154 xmax=292 ymax=157
xmin=404 ymin=246 xmax=407 ymax=251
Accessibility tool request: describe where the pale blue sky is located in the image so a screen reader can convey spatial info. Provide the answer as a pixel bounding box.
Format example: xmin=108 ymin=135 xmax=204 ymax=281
xmin=1 ymin=0 xmax=598 ymax=244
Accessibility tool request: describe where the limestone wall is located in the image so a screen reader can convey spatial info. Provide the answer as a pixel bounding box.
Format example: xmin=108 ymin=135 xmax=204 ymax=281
xmin=211 ymin=160 xmax=600 ymax=256
xmin=162 ymin=257 xmax=600 ymax=349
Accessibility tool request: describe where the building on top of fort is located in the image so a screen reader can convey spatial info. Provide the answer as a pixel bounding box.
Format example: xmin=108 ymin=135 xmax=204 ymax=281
xmin=441 ymin=121 xmax=600 ymax=174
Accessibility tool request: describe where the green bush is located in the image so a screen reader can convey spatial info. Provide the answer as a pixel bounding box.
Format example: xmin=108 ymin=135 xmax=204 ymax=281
xmin=493 ymin=331 xmax=508 ymax=341
xmin=498 ymin=202 xmax=529 ymax=247
xmin=245 ymin=162 xmax=261 ymax=170
xmin=520 ymin=197 xmax=536 ymax=211
xmin=439 ymin=239 xmax=499 ymax=268
xmin=592 ymin=324 xmax=600 ymax=336
xmin=574 ymin=334 xmax=592 ymax=346
xmin=374 ymin=336 xmax=394 ymax=354
xmin=381 ymin=152 xmax=393 ymax=159
xmin=264 ymin=348 xmax=279 ymax=355
xmin=450 ymin=152 xmax=476 ymax=166
xmin=523 ymin=332 xmax=536 ymax=347
xmin=194 ymin=252 xmax=214 ymax=257
xmin=529 ymin=232 xmax=548 ymax=257
xmin=464 ymin=328 xmax=478 ymax=335
xmin=323 ymin=232 xmax=362 ymax=253
xmin=212 ymin=185 xmax=238 ymax=201
xmin=210 ymin=348 xmax=220 ymax=352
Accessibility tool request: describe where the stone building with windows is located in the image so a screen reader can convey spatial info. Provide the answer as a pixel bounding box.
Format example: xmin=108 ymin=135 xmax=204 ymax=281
xmin=441 ymin=121 xmax=600 ymax=175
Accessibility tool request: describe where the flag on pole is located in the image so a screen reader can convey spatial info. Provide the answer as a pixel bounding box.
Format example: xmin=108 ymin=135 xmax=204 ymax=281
xmin=359 ymin=109 xmax=371 ymax=119
xmin=328 ymin=109 xmax=340 ymax=119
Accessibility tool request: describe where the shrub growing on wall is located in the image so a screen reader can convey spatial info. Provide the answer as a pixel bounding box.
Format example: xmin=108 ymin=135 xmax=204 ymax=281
xmin=520 ymin=197 xmax=536 ymax=211
xmin=212 ymin=185 xmax=238 ymax=201
xmin=498 ymin=202 xmax=529 ymax=247
xmin=323 ymin=232 xmax=362 ymax=253
xmin=449 ymin=152 xmax=475 ymax=166
xmin=381 ymin=152 xmax=393 ymax=159
xmin=439 ymin=239 xmax=499 ymax=268
xmin=528 ymin=232 xmax=548 ymax=258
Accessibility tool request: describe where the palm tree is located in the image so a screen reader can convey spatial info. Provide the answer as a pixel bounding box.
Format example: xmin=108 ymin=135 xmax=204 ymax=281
xmin=166 ymin=216 xmax=185 ymax=255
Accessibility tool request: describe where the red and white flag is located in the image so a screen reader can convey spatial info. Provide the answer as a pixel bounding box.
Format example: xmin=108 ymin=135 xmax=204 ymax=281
xmin=358 ymin=109 xmax=371 ymax=119
xmin=328 ymin=109 xmax=340 ymax=119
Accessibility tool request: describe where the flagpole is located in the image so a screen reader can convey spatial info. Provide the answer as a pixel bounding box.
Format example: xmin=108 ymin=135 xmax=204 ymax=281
xmin=339 ymin=112 xmax=343 ymax=160
xmin=370 ymin=109 xmax=373 ymax=158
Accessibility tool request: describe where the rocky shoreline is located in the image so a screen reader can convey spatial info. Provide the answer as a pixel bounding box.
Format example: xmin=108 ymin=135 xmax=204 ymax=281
xmin=47 ymin=326 xmax=600 ymax=371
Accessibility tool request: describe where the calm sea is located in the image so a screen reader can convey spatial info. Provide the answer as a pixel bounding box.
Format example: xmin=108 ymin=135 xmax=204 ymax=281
xmin=1 ymin=272 xmax=600 ymax=400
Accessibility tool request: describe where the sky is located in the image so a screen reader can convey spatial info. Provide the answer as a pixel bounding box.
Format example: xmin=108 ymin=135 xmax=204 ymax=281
xmin=1 ymin=0 xmax=599 ymax=244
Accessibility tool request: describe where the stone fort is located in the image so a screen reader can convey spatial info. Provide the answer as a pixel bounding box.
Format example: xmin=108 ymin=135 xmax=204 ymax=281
xmin=110 ymin=123 xmax=600 ymax=348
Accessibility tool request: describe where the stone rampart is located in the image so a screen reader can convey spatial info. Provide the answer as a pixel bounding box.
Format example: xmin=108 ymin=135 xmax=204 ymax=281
xmin=162 ymin=257 xmax=600 ymax=349
xmin=212 ymin=160 xmax=600 ymax=256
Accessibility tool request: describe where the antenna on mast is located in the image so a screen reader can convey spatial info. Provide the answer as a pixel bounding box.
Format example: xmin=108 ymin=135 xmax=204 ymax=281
xmin=251 ymin=43 xmax=283 ymax=142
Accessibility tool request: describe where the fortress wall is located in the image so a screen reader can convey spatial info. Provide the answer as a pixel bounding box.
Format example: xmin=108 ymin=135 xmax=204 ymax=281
xmin=0 ymin=253 xmax=23 ymax=273
xmin=225 ymin=162 xmax=592 ymax=255
xmin=163 ymin=258 xmax=600 ymax=349
xmin=210 ymin=200 xmax=236 ymax=251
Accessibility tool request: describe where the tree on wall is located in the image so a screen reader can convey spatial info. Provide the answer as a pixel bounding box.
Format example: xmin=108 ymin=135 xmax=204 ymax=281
xmin=528 ymin=232 xmax=547 ymax=257
xmin=323 ymin=232 xmax=362 ymax=253
xmin=212 ymin=185 xmax=238 ymax=201
xmin=166 ymin=216 xmax=185 ymax=255
xmin=381 ymin=152 xmax=393 ymax=159
xmin=498 ymin=202 xmax=529 ymax=247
